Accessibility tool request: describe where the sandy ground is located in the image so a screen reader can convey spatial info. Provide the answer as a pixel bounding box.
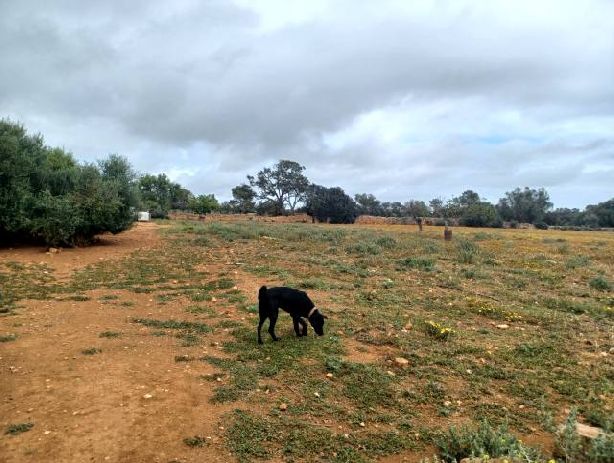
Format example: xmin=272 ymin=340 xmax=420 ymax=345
xmin=0 ymin=223 xmax=247 ymax=463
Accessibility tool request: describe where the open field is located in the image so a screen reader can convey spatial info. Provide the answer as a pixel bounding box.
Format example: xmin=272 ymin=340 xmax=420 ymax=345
xmin=1 ymin=221 xmax=612 ymax=462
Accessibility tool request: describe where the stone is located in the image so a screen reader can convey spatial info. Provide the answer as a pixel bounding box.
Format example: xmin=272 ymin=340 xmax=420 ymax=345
xmin=496 ymin=324 xmax=509 ymax=329
xmin=279 ymin=403 xmax=287 ymax=411
xmin=404 ymin=321 xmax=413 ymax=330
xmin=394 ymin=357 xmax=409 ymax=366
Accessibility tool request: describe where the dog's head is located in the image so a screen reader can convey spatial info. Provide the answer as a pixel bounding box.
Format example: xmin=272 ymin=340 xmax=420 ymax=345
xmin=308 ymin=309 xmax=327 ymax=336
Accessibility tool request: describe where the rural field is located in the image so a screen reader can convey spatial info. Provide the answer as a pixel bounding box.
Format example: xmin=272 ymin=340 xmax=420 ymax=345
xmin=0 ymin=219 xmax=612 ymax=463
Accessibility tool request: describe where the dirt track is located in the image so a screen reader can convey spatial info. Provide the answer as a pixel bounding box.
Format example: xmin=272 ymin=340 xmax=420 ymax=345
xmin=0 ymin=223 xmax=248 ymax=463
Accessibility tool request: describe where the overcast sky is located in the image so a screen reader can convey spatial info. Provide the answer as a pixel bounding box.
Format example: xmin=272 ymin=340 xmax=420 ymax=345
xmin=1 ymin=0 xmax=613 ymax=208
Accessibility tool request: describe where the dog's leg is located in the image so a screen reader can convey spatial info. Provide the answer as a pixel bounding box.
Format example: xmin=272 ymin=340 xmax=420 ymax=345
xmin=298 ymin=318 xmax=308 ymax=336
xmin=268 ymin=305 xmax=280 ymax=341
xmin=257 ymin=314 xmax=267 ymax=345
xmin=293 ymin=317 xmax=303 ymax=337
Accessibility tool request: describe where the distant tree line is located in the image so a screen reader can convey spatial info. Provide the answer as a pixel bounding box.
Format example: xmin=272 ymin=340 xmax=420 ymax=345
xmin=226 ymin=160 xmax=613 ymax=228
xmin=2 ymin=119 xmax=612 ymax=247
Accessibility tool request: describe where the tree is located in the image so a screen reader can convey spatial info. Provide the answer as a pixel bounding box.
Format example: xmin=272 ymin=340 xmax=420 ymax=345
xmin=584 ymin=199 xmax=614 ymax=227
xmin=445 ymin=190 xmax=482 ymax=218
xmin=248 ymin=160 xmax=309 ymax=215
xmin=429 ymin=198 xmax=445 ymax=217
xmin=405 ymin=200 xmax=430 ymax=218
xmin=459 ymin=202 xmax=500 ymax=227
xmin=188 ymin=194 xmax=219 ymax=215
xmin=138 ymin=174 xmax=174 ymax=218
xmin=306 ymin=185 xmax=357 ymax=224
xmin=169 ymin=184 xmax=193 ymax=211
xmin=496 ymin=187 xmax=552 ymax=223
xmin=354 ymin=193 xmax=383 ymax=216
xmin=0 ymin=119 xmax=138 ymax=246
xmin=544 ymin=208 xmax=583 ymax=226
xmin=231 ymin=184 xmax=256 ymax=213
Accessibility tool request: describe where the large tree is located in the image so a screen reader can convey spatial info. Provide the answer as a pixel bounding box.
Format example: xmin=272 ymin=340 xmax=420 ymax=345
xmin=188 ymin=194 xmax=219 ymax=215
xmin=231 ymin=183 xmax=256 ymax=213
xmin=306 ymin=185 xmax=357 ymax=224
xmin=248 ymin=160 xmax=309 ymax=215
xmin=496 ymin=187 xmax=552 ymax=223
xmin=405 ymin=200 xmax=430 ymax=218
xmin=584 ymin=198 xmax=614 ymax=227
xmin=354 ymin=193 xmax=383 ymax=216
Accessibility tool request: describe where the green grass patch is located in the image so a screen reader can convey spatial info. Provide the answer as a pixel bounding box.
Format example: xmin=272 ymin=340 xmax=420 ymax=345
xmin=132 ymin=318 xmax=211 ymax=333
xmin=81 ymin=347 xmax=101 ymax=355
xmin=5 ymin=422 xmax=34 ymax=435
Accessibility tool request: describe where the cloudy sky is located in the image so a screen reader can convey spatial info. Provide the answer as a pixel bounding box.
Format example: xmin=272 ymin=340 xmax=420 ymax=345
xmin=1 ymin=0 xmax=613 ymax=208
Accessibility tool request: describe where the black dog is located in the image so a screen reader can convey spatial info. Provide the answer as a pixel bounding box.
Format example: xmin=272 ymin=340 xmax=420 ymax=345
xmin=257 ymin=286 xmax=327 ymax=344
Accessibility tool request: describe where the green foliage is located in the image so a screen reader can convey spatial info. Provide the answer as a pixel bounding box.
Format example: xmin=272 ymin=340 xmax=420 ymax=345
xmin=188 ymin=194 xmax=219 ymax=215
xmin=0 ymin=120 xmax=139 ymax=246
xmin=456 ymin=239 xmax=480 ymax=263
xmin=248 ymin=159 xmax=309 ymax=214
xmin=497 ymin=187 xmax=553 ymax=223
xmin=183 ymin=435 xmax=209 ymax=447
xmin=460 ymin=202 xmax=500 ymax=227
xmin=132 ymin=318 xmax=211 ymax=333
xmin=5 ymin=422 xmax=34 ymax=435
xmin=424 ymin=321 xmax=455 ymax=340
xmin=138 ymin=173 xmax=193 ymax=217
xmin=434 ymin=420 xmax=542 ymax=462
xmin=307 ymin=184 xmax=357 ymax=224
xmin=397 ymin=255 xmax=435 ymax=271
xmin=589 ymin=276 xmax=610 ymax=291
xmin=230 ymin=183 xmax=256 ymax=213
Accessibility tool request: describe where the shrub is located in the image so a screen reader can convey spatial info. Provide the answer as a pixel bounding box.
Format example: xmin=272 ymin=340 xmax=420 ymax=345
xmin=456 ymin=239 xmax=479 ymax=264
xmin=434 ymin=420 xmax=542 ymax=462
xmin=589 ymin=276 xmax=610 ymax=291
xmin=534 ymin=221 xmax=549 ymax=230
xmin=0 ymin=120 xmax=139 ymax=246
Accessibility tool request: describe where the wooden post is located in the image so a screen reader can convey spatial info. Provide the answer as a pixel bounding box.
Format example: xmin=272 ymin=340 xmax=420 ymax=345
xmin=444 ymin=221 xmax=452 ymax=241
xmin=417 ymin=217 xmax=423 ymax=232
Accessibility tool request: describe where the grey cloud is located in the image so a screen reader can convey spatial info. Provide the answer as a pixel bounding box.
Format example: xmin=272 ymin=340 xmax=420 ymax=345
xmin=0 ymin=0 xmax=612 ymax=208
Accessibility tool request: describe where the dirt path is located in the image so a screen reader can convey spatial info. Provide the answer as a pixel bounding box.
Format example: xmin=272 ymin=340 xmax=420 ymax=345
xmin=0 ymin=222 xmax=162 ymax=280
xmin=0 ymin=223 xmax=240 ymax=463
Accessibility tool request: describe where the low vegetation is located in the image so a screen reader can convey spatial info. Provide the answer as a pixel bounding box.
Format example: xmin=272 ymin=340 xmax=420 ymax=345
xmin=0 ymin=219 xmax=611 ymax=462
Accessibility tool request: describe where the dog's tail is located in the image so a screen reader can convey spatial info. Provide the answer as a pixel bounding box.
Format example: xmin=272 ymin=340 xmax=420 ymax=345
xmin=258 ymin=285 xmax=267 ymax=301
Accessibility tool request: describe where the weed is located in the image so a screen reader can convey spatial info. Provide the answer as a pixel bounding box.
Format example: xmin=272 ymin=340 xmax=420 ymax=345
xmin=183 ymin=435 xmax=209 ymax=447
xmin=99 ymin=331 xmax=121 ymax=338
xmin=0 ymin=334 xmax=17 ymax=342
xmin=132 ymin=318 xmax=211 ymax=333
xmin=81 ymin=347 xmax=101 ymax=355
xmin=566 ymin=255 xmax=591 ymax=269
xmin=456 ymin=239 xmax=480 ymax=264
xmin=5 ymin=422 xmax=34 ymax=435
xmin=424 ymin=321 xmax=455 ymax=340
xmin=434 ymin=420 xmax=542 ymax=462
xmin=397 ymin=257 xmax=435 ymax=271
xmin=589 ymin=276 xmax=610 ymax=291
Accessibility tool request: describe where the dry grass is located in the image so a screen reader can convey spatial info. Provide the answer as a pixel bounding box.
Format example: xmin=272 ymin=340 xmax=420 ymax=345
xmin=1 ymin=220 xmax=612 ymax=462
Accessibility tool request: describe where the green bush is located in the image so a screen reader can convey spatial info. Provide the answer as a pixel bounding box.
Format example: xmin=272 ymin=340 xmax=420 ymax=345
xmin=0 ymin=120 xmax=139 ymax=246
xmin=434 ymin=420 xmax=542 ymax=462
xmin=589 ymin=276 xmax=610 ymax=291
